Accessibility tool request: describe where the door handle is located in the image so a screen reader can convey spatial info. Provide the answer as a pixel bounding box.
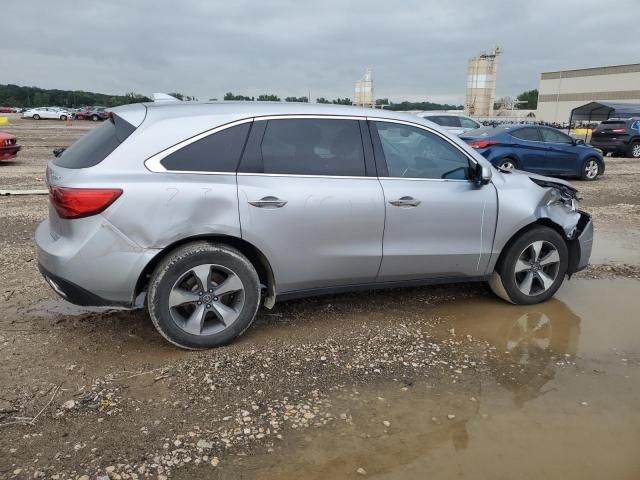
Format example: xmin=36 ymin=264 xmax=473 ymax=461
xmin=249 ymin=196 xmax=288 ymax=208
xmin=389 ymin=196 xmax=421 ymax=207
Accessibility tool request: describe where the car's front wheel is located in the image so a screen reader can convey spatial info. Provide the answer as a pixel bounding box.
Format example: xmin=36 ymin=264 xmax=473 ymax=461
xmin=33 ymin=114 xmax=40 ymax=120
xmin=147 ymin=242 xmax=261 ymax=349
xmin=489 ymin=226 xmax=568 ymax=305
xmin=91 ymin=114 xmax=99 ymax=121
xmin=497 ymin=158 xmax=517 ymax=170
xmin=60 ymin=115 xmax=68 ymax=121
xmin=629 ymin=141 xmax=640 ymax=159
xmin=581 ymin=157 xmax=601 ymax=180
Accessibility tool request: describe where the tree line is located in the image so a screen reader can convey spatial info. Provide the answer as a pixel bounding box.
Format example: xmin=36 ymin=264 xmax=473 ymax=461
xmin=0 ymin=84 xmax=151 ymax=108
xmin=0 ymin=83 xmax=538 ymax=112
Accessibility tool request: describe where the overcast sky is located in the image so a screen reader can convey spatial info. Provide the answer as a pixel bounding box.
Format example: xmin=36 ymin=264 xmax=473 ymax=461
xmin=2 ymin=0 xmax=638 ymax=104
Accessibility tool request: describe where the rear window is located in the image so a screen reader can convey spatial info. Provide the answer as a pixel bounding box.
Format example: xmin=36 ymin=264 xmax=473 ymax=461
xmin=53 ymin=115 xmax=135 ymax=169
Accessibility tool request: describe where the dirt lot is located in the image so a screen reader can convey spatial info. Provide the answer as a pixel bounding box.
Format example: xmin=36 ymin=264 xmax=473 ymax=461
xmin=1 ymin=116 xmax=639 ymax=479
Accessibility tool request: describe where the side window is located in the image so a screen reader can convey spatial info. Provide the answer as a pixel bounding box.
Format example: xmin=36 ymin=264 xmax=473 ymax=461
xmin=374 ymin=122 xmax=472 ymax=180
xmin=511 ymin=127 xmax=542 ymax=142
xmin=541 ymin=128 xmax=572 ymax=144
xmin=459 ymin=117 xmax=480 ymax=129
xmin=431 ymin=116 xmax=459 ymax=127
xmin=160 ymin=123 xmax=251 ymax=172
xmin=260 ymin=119 xmax=365 ymax=176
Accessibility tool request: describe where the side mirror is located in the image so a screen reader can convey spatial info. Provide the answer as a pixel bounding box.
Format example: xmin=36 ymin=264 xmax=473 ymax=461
xmin=474 ymin=162 xmax=492 ymax=186
xmin=573 ymin=138 xmax=585 ymax=146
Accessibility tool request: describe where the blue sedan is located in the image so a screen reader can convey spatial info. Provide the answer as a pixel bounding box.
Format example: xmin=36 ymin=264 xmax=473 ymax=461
xmin=460 ymin=125 xmax=605 ymax=180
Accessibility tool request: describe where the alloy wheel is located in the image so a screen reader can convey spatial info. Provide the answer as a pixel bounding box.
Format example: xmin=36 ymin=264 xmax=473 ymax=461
xmin=514 ymin=241 xmax=561 ymax=296
xmin=584 ymin=159 xmax=599 ymax=179
xmin=499 ymin=160 xmax=515 ymax=170
xmin=168 ymin=263 xmax=245 ymax=335
xmin=633 ymin=143 xmax=640 ymax=158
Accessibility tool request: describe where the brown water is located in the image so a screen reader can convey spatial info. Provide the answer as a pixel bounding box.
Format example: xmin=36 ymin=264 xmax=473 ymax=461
xmin=252 ymin=279 xmax=640 ymax=480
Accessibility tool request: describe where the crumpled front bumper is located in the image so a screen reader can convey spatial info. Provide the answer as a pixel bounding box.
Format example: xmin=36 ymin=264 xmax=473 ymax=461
xmin=568 ymin=211 xmax=593 ymax=274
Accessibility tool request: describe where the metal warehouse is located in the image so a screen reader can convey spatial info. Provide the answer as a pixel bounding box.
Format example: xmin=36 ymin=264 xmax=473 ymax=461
xmin=537 ymin=63 xmax=640 ymax=123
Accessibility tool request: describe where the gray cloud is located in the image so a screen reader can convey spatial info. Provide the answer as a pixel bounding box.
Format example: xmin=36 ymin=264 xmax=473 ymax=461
xmin=2 ymin=0 xmax=638 ymax=104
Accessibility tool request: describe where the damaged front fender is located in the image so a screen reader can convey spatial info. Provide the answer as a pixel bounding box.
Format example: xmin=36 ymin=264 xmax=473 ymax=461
xmin=490 ymin=170 xmax=594 ymax=276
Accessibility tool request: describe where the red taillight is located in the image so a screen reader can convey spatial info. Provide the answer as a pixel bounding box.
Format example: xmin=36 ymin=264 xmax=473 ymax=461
xmin=468 ymin=140 xmax=498 ymax=149
xmin=49 ymin=186 xmax=122 ymax=219
xmin=611 ymin=128 xmax=626 ymax=134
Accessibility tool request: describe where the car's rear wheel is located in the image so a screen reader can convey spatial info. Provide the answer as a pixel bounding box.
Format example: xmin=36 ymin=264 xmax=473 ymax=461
xmin=91 ymin=114 xmax=99 ymax=121
xmin=629 ymin=141 xmax=640 ymax=159
xmin=581 ymin=157 xmax=601 ymax=180
xmin=498 ymin=158 xmax=517 ymax=170
xmin=489 ymin=226 xmax=568 ymax=305
xmin=33 ymin=114 xmax=40 ymax=120
xmin=60 ymin=115 xmax=67 ymax=121
xmin=147 ymin=242 xmax=260 ymax=349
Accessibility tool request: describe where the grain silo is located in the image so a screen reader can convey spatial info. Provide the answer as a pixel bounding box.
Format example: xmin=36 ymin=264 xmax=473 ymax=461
xmin=354 ymin=68 xmax=375 ymax=108
xmin=465 ymin=47 xmax=501 ymax=117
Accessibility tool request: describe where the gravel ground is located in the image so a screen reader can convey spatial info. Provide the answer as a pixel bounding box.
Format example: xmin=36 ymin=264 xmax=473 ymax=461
xmin=1 ymin=117 xmax=639 ymax=479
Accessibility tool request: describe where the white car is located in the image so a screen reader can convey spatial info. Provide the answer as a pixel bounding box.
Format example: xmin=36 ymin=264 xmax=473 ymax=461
xmin=417 ymin=113 xmax=481 ymax=136
xmin=22 ymin=107 xmax=72 ymax=121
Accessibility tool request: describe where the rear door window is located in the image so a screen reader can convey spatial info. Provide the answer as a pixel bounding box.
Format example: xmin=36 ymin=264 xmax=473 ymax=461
xmin=259 ymin=118 xmax=365 ymax=176
xmin=53 ymin=115 xmax=136 ymax=169
xmin=511 ymin=127 xmax=542 ymax=142
xmin=161 ymin=123 xmax=251 ymax=172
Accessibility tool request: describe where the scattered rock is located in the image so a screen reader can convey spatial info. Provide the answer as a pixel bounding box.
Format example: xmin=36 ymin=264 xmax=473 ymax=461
xmin=356 ymin=467 xmax=367 ymax=475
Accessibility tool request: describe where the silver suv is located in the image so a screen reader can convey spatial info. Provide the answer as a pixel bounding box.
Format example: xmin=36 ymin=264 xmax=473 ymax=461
xmin=36 ymin=102 xmax=593 ymax=349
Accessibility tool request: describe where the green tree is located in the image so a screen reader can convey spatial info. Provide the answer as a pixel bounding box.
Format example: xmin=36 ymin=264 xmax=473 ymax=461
xmin=331 ymin=98 xmax=352 ymax=105
xmin=257 ymin=94 xmax=280 ymax=101
xmin=285 ymin=96 xmax=308 ymax=103
xmin=223 ymin=92 xmax=253 ymax=101
xmin=376 ymin=98 xmax=389 ymax=105
xmin=316 ymin=97 xmax=330 ymax=104
xmin=515 ymin=89 xmax=538 ymax=110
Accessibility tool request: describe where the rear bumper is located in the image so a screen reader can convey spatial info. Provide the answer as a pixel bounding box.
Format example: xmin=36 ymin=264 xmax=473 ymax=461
xmin=38 ymin=264 xmax=122 ymax=307
xmin=589 ymin=139 xmax=629 ymax=153
xmin=0 ymin=145 xmax=20 ymax=160
xmin=35 ymin=216 xmax=159 ymax=307
xmin=568 ymin=212 xmax=593 ymax=274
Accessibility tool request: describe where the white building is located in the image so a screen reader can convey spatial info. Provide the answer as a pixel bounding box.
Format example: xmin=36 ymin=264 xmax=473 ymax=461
xmin=537 ymin=63 xmax=640 ymax=123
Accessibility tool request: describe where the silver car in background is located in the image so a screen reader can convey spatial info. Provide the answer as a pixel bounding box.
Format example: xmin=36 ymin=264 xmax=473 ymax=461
xmin=36 ymin=102 xmax=593 ymax=349
xmin=417 ymin=112 xmax=481 ymax=135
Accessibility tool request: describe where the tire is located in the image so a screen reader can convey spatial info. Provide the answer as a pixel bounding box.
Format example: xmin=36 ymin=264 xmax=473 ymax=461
xmin=147 ymin=241 xmax=261 ymax=349
xmin=489 ymin=226 xmax=568 ymax=305
xmin=628 ymin=141 xmax=640 ymax=159
xmin=60 ymin=115 xmax=67 ymax=121
xmin=91 ymin=114 xmax=99 ymax=121
xmin=33 ymin=114 xmax=40 ymax=120
xmin=581 ymin=157 xmax=601 ymax=181
xmin=497 ymin=158 xmax=517 ymax=170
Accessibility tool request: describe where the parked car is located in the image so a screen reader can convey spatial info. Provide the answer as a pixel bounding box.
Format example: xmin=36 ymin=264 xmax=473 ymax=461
xmin=417 ymin=112 xmax=481 ymax=135
xmin=0 ymin=107 xmax=18 ymax=113
xmin=0 ymin=131 xmax=21 ymax=160
xmin=22 ymin=107 xmax=72 ymax=121
xmin=74 ymin=106 xmax=108 ymax=121
xmin=460 ymin=125 xmax=605 ymax=180
xmin=36 ymin=102 xmax=593 ymax=349
xmin=589 ymin=117 xmax=640 ymax=158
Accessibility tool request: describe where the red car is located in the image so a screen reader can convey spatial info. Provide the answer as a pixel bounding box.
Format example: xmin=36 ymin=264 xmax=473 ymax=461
xmin=0 ymin=107 xmax=18 ymax=113
xmin=0 ymin=132 xmax=20 ymax=160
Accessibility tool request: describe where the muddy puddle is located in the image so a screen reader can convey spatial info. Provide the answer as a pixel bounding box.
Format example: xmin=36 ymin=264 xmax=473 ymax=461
xmin=245 ymin=279 xmax=640 ymax=480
